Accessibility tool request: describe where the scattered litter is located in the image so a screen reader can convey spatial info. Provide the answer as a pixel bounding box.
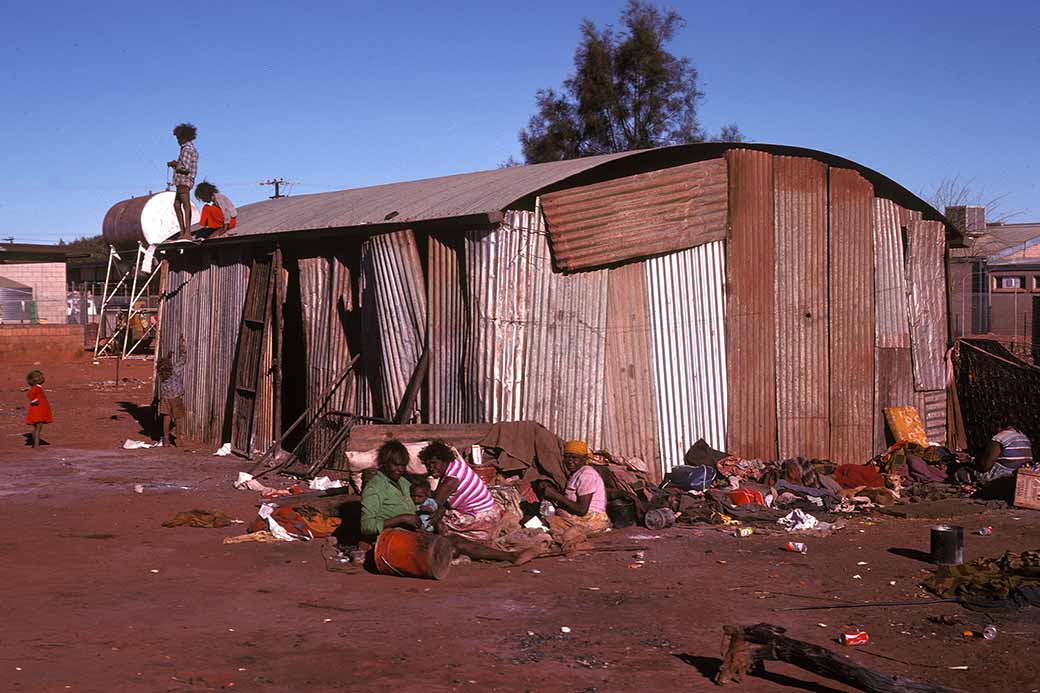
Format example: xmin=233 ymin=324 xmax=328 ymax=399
xmin=889 ymin=581 xmax=896 ymax=586
xmin=978 ymin=527 xmax=993 ymax=536
xmin=135 ymin=483 xmax=192 ymax=493
xmin=309 ymin=476 xmax=344 ymax=491
xmin=840 ymin=631 xmax=869 ymax=646
xmin=852 ymin=574 xmax=862 ymax=579
xmin=857 ymin=561 xmax=868 ymax=565
xmin=213 ymin=443 xmax=232 ymax=456
xmin=560 ymin=626 xmax=571 ymax=634
xmin=223 ymin=530 xmax=280 ymax=544
xmin=628 ymin=563 xmax=644 ymax=569
xmin=817 ymin=623 xmax=827 ymax=628
xmin=948 ymin=666 xmax=969 ymax=670
xmin=717 ymin=560 xmax=727 ymax=565
xmin=123 ymin=439 xmax=156 ymax=449
xmin=778 ymin=509 xmax=818 ymax=532
xmin=523 ymin=516 xmax=547 ymax=531
xmin=734 ymin=527 xmax=754 ymax=537
xmin=323 ymin=618 xmax=332 ymax=623
xmin=629 ymin=534 xmax=663 ymax=540
xmin=526 ymin=569 xmax=541 ymax=575
xmin=585 ymin=587 xmax=600 ymax=591
xmin=783 ymin=542 xmax=807 ymax=554
xmin=150 ymin=569 xmax=159 ymax=573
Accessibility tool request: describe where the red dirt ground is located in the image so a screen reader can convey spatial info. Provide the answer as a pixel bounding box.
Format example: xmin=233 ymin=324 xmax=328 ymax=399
xmin=1 ymin=357 xmax=1038 ymax=692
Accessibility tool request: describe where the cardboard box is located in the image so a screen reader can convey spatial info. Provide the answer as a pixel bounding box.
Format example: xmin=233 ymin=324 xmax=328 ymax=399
xmin=1013 ymin=468 xmax=1040 ymax=510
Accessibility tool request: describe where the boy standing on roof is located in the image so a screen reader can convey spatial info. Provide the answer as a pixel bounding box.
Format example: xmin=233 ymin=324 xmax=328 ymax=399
xmin=167 ymin=123 xmax=198 ymax=239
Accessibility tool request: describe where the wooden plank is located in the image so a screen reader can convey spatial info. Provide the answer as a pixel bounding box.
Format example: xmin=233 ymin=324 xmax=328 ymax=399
xmin=230 ymin=251 xmax=276 ymax=457
xmin=345 ymin=423 xmax=493 ymax=452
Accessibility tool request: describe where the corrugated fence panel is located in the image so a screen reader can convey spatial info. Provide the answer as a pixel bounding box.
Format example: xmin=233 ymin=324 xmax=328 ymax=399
xmin=774 ymin=156 xmax=829 ymax=460
xmin=541 ymin=159 xmax=729 ymax=272
xmin=646 ymin=241 xmax=727 ymax=473
xmin=916 ymin=389 xmax=947 ymax=444
xmin=873 ymin=198 xmax=910 ymax=349
xmin=519 ymin=210 xmax=610 ymax=446
xmin=426 ymin=232 xmax=466 ymax=423
xmin=725 ymin=148 xmax=777 ymax=460
xmin=361 ymin=230 xmax=427 ymax=421
xmin=875 ymin=346 xmax=915 ymax=448
xmin=828 ymin=168 xmax=876 ymax=465
xmin=160 ymin=247 xmax=250 ymax=446
xmin=463 ymin=217 xmax=533 ymax=423
xmin=299 ymin=252 xmax=360 ymax=462
xmin=907 ymin=220 xmax=948 ymax=391
xmin=603 ymin=262 xmax=660 ymax=474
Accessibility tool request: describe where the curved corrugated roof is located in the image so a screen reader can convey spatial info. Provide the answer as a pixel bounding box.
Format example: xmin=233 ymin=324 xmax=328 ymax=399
xmin=227 ymin=142 xmax=961 ymax=244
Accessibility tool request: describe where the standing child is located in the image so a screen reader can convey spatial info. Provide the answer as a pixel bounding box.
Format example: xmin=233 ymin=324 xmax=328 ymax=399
xmin=25 ymin=370 xmax=53 ymax=448
xmin=156 ymin=336 xmax=187 ymax=446
xmin=166 ymin=123 xmax=198 ymax=239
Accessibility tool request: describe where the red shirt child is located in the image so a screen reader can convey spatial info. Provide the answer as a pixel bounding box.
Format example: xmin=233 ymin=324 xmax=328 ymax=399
xmin=25 ymin=369 xmax=52 ymax=448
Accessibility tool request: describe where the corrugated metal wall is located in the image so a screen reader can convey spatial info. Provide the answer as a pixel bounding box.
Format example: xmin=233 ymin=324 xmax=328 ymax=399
xmin=160 ymin=247 xmax=251 ymax=445
xmin=462 ymin=216 xmax=534 ymax=423
xmin=907 ymin=220 xmax=948 ymax=391
xmin=916 ymin=389 xmax=947 ymax=444
xmin=725 ymin=148 xmax=776 ymax=460
xmin=873 ymin=199 xmax=911 ymax=349
xmin=645 ymin=241 xmax=728 ymax=472
xmin=828 ymin=168 xmax=876 ymax=465
xmin=541 ymin=159 xmax=728 ymax=272
xmin=360 ymin=230 xmax=427 ymax=421
xmin=298 ymin=253 xmax=362 ymax=461
xmin=519 ymin=210 xmax=611 ymax=444
xmin=774 ymin=156 xmax=830 ymax=459
xmin=602 ymin=262 xmax=660 ymax=474
xmin=426 ymin=232 xmax=466 ymax=423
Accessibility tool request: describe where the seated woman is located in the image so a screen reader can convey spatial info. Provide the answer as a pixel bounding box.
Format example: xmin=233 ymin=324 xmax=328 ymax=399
xmin=540 ymin=440 xmax=611 ymax=536
xmin=360 ymin=440 xmax=420 ymax=539
xmin=975 ymin=424 xmax=1033 ymax=482
xmin=419 ymin=440 xmax=539 ymax=565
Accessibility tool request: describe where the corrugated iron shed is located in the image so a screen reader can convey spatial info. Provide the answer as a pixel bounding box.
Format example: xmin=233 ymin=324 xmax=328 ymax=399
xmin=540 ymin=159 xmax=728 ymax=272
xmin=907 ymin=220 xmax=948 ymax=391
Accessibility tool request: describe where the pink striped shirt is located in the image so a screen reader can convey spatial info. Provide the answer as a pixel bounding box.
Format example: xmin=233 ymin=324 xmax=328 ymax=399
xmin=444 ymin=459 xmax=496 ymax=514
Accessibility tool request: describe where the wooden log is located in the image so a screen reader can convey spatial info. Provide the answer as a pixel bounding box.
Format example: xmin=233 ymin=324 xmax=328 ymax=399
xmin=715 ymin=623 xmax=961 ymax=693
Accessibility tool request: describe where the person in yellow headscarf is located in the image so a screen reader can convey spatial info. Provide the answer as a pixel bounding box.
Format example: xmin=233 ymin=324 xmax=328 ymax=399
xmin=541 ymin=440 xmax=611 ymax=536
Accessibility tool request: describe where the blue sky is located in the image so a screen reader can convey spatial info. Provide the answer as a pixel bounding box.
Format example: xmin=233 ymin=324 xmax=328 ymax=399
xmin=2 ymin=0 xmax=1038 ymax=243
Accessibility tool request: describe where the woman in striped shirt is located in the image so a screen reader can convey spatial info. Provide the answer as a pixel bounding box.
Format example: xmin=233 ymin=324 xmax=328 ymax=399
xmin=976 ymin=425 xmax=1034 ymax=482
xmin=420 ymin=441 xmax=540 ymax=565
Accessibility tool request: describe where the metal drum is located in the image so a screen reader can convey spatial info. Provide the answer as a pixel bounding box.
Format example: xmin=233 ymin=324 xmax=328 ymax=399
xmin=102 ymin=191 xmax=200 ymax=248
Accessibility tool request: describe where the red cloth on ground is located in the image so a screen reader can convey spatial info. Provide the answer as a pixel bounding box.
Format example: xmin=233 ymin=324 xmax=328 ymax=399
xmin=25 ymin=385 xmax=53 ymax=425
xmin=833 ymin=464 xmax=885 ymax=489
xmin=199 ymin=203 xmax=225 ymax=229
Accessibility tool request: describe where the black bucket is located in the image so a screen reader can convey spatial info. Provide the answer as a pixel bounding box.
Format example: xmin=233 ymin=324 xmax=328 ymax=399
xmin=930 ymin=525 xmax=964 ymax=565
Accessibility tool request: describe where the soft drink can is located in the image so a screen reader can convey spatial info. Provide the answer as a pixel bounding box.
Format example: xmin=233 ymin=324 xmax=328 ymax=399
xmin=840 ymin=631 xmax=869 ymax=646
xmin=978 ymin=526 xmax=993 ymax=536
xmin=982 ymin=625 xmax=997 ymax=640
xmin=784 ymin=542 xmax=807 ymax=554
xmin=734 ymin=527 xmax=753 ymax=537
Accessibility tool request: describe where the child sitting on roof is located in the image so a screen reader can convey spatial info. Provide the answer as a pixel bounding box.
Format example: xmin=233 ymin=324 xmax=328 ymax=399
xmin=193 ymin=181 xmax=236 ymax=239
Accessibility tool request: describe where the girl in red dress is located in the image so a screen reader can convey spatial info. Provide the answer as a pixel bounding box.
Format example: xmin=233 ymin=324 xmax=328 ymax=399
xmin=25 ymin=370 xmax=52 ymax=448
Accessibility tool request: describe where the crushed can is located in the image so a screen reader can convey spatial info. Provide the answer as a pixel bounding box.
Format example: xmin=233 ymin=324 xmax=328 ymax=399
xmin=978 ymin=526 xmax=993 ymax=536
xmin=784 ymin=542 xmax=807 ymax=554
xmin=840 ymin=631 xmax=869 ymax=646
xmin=734 ymin=527 xmax=753 ymax=537
xmin=983 ymin=625 xmax=997 ymax=640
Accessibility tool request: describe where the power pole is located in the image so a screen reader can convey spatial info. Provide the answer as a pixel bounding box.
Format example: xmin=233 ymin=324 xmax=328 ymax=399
xmin=260 ymin=178 xmax=289 ymax=199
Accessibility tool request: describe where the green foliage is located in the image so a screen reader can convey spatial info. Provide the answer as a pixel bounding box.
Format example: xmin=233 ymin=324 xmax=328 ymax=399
xmin=62 ymin=235 xmax=108 ymax=265
xmin=519 ymin=2 xmax=742 ymax=163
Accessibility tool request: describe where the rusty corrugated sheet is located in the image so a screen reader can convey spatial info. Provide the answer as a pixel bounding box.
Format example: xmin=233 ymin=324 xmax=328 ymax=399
xmin=299 ymin=252 xmax=363 ymax=461
xmin=725 ymin=148 xmax=776 ymax=460
xmin=520 ymin=209 xmax=610 ymax=445
xmin=873 ymin=198 xmax=911 ymax=349
xmin=602 ymin=262 xmax=660 ymax=474
xmin=359 ymin=230 xmax=427 ymax=421
xmin=463 ymin=217 xmax=534 ymax=423
xmin=916 ymin=389 xmax=947 ymax=444
xmin=159 ymin=247 xmax=250 ymax=445
xmin=774 ymin=156 xmax=829 ymax=460
xmin=426 ymin=231 xmax=466 ymax=423
xmin=645 ymin=241 xmax=727 ymax=473
xmin=875 ymin=346 xmax=916 ymax=448
xmin=828 ymin=167 xmax=875 ymax=465
xmin=907 ymin=220 xmax=948 ymax=391
xmin=541 ymin=159 xmax=728 ymax=272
